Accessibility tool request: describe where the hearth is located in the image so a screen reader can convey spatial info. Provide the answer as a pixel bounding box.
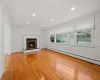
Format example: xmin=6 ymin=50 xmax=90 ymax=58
xmin=26 ymin=38 xmax=37 ymax=50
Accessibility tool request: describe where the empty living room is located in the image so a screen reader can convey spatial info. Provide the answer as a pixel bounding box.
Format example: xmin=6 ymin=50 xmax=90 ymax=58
xmin=0 ymin=0 xmax=100 ymax=80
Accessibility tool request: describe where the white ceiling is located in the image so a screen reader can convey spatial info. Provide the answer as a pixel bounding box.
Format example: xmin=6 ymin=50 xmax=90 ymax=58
xmin=4 ymin=0 xmax=100 ymax=28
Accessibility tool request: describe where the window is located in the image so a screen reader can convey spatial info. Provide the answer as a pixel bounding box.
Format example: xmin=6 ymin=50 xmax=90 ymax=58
xmin=56 ymin=33 xmax=64 ymax=43
xmin=69 ymin=32 xmax=76 ymax=44
xmin=49 ymin=30 xmax=55 ymax=42
xmin=49 ymin=30 xmax=93 ymax=46
xmin=63 ymin=33 xmax=69 ymax=43
xmin=49 ymin=16 xmax=94 ymax=46
xmin=55 ymin=26 xmax=74 ymax=44
xmin=50 ymin=34 xmax=55 ymax=42
xmin=56 ymin=33 xmax=69 ymax=43
xmin=77 ymin=30 xmax=92 ymax=45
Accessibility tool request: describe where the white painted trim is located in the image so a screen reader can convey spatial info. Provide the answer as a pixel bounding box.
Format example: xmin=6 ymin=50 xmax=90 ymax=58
xmin=23 ymin=35 xmax=40 ymax=50
xmin=23 ymin=49 xmax=41 ymax=53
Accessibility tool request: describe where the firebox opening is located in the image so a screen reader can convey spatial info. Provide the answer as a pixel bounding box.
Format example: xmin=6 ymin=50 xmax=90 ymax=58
xmin=26 ymin=38 xmax=37 ymax=50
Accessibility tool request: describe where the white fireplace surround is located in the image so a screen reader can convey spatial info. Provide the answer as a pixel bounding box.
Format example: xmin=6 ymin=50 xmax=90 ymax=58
xmin=24 ymin=35 xmax=40 ymax=50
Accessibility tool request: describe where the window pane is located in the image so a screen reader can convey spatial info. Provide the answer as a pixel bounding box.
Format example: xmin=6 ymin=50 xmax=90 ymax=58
xmin=69 ymin=32 xmax=76 ymax=44
xmin=56 ymin=33 xmax=64 ymax=43
xmin=77 ymin=31 xmax=92 ymax=45
xmin=56 ymin=33 xmax=69 ymax=43
xmin=63 ymin=33 xmax=69 ymax=43
xmin=50 ymin=34 xmax=55 ymax=42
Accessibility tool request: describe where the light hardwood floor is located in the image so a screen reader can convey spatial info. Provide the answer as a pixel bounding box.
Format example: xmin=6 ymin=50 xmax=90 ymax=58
xmin=1 ymin=49 xmax=100 ymax=80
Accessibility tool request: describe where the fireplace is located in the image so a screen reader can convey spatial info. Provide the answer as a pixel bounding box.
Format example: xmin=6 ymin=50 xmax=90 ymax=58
xmin=26 ymin=38 xmax=37 ymax=50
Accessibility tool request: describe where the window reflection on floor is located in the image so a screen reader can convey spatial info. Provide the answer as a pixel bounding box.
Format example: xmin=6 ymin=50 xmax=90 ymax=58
xmin=78 ymin=71 xmax=92 ymax=80
xmin=56 ymin=62 xmax=74 ymax=80
xmin=55 ymin=61 xmax=92 ymax=80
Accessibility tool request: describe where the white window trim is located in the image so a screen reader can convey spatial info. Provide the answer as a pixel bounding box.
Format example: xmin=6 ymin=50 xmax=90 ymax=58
xmin=49 ymin=30 xmax=94 ymax=47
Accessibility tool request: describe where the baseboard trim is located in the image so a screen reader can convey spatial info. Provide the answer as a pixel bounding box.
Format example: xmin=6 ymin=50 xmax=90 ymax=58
xmin=46 ymin=47 xmax=100 ymax=65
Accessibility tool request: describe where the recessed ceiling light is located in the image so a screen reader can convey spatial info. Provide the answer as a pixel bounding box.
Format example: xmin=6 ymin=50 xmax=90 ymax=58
xmin=32 ymin=14 xmax=36 ymax=16
xmin=41 ymin=25 xmax=43 ymax=26
xmin=50 ymin=19 xmax=54 ymax=22
xmin=27 ymin=22 xmax=30 ymax=24
xmin=71 ymin=7 xmax=75 ymax=11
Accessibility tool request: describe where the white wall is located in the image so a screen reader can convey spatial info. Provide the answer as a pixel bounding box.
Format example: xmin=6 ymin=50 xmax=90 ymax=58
xmin=0 ymin=3 xmax=12 ymax=77
xmin=11 ymin=26 xmax=44 ymax=53
xmin=44 ymin=11 xmax=100 ymax=65
xmin=0 ymin=5 xmax=3 ymax=77
xmin=3 ymin=11 xmax=11 ymax=55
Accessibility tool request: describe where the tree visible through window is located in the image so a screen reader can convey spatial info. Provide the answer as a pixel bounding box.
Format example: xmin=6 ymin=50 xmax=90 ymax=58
xmin=56 ymin=33 xmax=69 ymax=43
xmin=56 ymin=33 xmax=64 ymax=43
xmin=49 ymin=29 xmax=93 ymax=46
xmin=77 ymin=31 xmax=92 ymax=45
xmin=50 ymin=34 xmax=55 ymax=42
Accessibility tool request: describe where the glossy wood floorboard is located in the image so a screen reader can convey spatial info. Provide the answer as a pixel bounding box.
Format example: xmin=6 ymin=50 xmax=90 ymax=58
xmin=1 ymin=49 xmax=100 ymax=80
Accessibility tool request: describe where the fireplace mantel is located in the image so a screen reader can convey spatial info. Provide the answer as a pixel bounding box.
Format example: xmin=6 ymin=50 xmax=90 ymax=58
xmin=23 ymin=35 xmax=40 ymax=50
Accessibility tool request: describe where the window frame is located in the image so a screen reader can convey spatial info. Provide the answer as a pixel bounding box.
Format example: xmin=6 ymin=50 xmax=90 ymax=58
xmin=74 ymin=30 xmax=94 ymax=47
xmin=55 ymin=32 xmax=69 ymax=44
xmin=49 ymin=29 xmax=94 ymax=47
xmin=49 ymin=30 xmax=56 ymax=43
